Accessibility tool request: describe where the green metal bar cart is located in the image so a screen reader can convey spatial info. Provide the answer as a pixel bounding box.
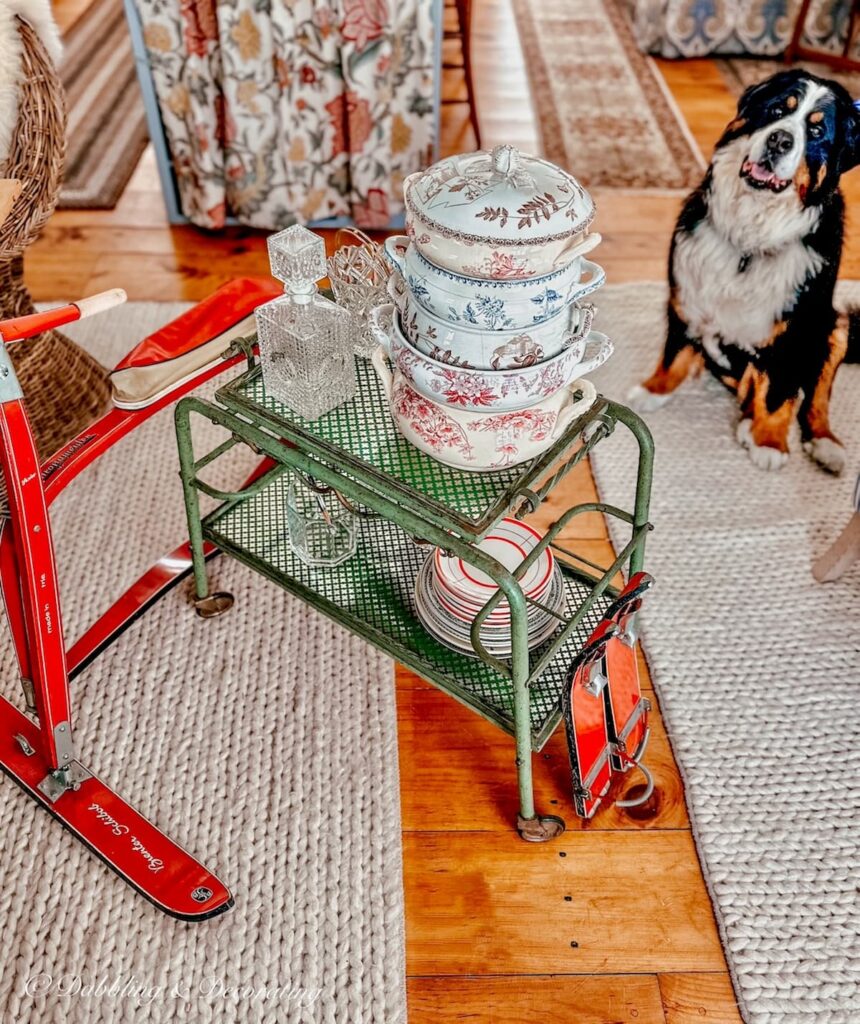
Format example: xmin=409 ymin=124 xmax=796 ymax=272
xmin=175 ymin=348 xmax=653 ymax=841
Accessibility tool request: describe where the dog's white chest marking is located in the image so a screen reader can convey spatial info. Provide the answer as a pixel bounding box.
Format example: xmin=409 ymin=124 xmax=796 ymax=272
xmin=674 ymin=222 xmax=822 ymax=361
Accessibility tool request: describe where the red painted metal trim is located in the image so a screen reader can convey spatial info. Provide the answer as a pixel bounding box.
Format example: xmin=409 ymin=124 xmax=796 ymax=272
xmin=0 ymin=525 xmax=30 ymax=686
xmin=0 ymin=695 xmax=233 ymax=920
xmin=42 ymin=352 xmax=250 ymax=507
xmin=66 ymin=540 xmax=216 ymax=679
xmin=64 ymin=458 xmax=275 ymax=677
xmin=0 ymin=402 xmax=72 ymax=768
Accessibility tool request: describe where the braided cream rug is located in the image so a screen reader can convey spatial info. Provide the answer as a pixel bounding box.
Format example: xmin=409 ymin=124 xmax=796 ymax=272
xmin=590 ymin=284 xmax=860 ymax=1024
xmin=0 ymin=304 xmax=406 ymax=1024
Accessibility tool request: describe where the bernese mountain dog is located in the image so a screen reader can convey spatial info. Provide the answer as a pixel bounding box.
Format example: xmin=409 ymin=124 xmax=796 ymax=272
xmin=629 ymin=69 xmax=859 ymax=473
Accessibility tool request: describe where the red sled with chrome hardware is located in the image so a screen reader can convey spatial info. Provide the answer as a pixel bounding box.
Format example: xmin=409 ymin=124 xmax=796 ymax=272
xmin=0 ymin=277 xmax=280 ymax=919
xmin=563 ymin=573 xmax=656 ymax=818
xmin=602 ymin=573 xmax=654 ymax=781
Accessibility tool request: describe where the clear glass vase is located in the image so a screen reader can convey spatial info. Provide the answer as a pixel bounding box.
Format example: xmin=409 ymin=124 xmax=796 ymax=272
xmin=255 ymin=225 xmax=356 ymax=421
xmin=286 ymin=475 xmax=358 ymax=568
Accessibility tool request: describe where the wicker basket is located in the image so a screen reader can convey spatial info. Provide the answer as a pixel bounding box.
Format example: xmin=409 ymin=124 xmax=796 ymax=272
xmin=0 ymin=19 xmax=109 ymax=459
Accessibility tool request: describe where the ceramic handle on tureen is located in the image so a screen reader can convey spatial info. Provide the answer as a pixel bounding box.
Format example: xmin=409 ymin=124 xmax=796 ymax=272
xmin=385 ymin=273 xmax=408 ymax=312
xmin=551 ymin=379 xmax=598 ymax=439
xmin=575 ymin=259 xmax=606 ymax=293
xmin=382 ymin=235 xmax=409 ymax=274
xmin=368 ymin=303 xmax=395 ymax=360
xmin=562 ymin=302 xmax=594 ymax=349
xmin=370 ymin=345 xmax=394 ymax=402
xmin=575 ymin=334 xmax=614 ymax=376
xmin=559 ymin=232 xmax=602 ymax=265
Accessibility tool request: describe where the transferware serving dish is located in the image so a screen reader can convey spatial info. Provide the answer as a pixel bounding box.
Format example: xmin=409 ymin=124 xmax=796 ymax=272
xmin=387 ymin=274 xmax=594 ymax=370
xmin=371 ymin=346 xmax=597 ymax=471
xmin=403 ymin=145 xmax=596 ymax=279
xmin=384 ymin=235 xmax=605 ymax=332
xmin=370 ymin=304 xmax=611 ymax=413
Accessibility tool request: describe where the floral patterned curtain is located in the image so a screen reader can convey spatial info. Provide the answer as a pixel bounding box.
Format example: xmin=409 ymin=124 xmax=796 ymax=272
xmin=133 ymin=0 xmax=436 ymax=229
xmin=632 ymin=0 xmax=855 ymax=58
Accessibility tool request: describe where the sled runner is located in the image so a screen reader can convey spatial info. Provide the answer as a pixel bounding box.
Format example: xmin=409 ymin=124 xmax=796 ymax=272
xmin=0 ymin=277 xmax=279 ymax=919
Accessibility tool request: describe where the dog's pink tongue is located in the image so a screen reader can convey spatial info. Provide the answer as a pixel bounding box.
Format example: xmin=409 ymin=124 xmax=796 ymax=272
xmin=748 ymin=161 xmax=774 ymax=182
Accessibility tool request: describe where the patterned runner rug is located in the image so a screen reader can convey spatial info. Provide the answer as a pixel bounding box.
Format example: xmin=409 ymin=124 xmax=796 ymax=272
xmin=58 ymin=0 xmax=149 ymax=208
xmin=511 ymin=0 xmax=704 ymax=189
xmin=0 ymin=304 xmax=406 ymax=1024
xmin=717 ymin=55 xmax=860 ymax=100
xmin=590 ymin=283 xmax=860 ymax=1024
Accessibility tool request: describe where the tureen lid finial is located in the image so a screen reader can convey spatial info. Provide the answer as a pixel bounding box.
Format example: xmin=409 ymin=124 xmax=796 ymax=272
xmin=491 ymin=145 xmax=519 ymax=177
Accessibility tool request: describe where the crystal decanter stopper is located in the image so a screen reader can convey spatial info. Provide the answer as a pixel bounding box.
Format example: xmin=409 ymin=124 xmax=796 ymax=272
xmin=255 ymin=225 xmax=356 ymax=420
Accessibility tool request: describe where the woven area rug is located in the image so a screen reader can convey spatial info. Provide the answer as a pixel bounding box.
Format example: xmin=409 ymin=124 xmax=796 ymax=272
xmin=511 ymin=0 xmax=704 ymax=189
xmin=589 ymin=283 xmax=860 ymax=1024
xmin=0 ymin=304 xmax=406 ymax=1024
xmin=718 ymin=55 xmax=860 ymax=101
xmin=58 ymin=0 xmax=148 ymax=208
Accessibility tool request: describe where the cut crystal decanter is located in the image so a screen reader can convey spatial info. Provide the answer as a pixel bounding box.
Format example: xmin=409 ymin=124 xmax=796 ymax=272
xmin=255 ymin=225 xmax=356 ymax=420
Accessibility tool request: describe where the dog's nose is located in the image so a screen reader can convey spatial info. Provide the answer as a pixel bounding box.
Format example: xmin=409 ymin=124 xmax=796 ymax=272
xmin=766 ymin=129 xmax=794 ymax=155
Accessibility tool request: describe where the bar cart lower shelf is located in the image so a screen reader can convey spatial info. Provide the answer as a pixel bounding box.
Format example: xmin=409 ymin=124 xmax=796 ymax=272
xmin=175 ymin=354 xmax=654 ymax=841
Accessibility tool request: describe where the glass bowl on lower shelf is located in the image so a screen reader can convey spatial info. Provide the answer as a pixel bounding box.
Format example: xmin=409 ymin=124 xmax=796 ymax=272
xmin=286 ymin=474 xmax=358 ymax=568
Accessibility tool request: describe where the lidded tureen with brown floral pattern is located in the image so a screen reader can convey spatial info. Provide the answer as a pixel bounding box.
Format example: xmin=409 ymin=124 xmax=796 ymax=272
xmin=402 ymin=145 xmax=599 ymax=280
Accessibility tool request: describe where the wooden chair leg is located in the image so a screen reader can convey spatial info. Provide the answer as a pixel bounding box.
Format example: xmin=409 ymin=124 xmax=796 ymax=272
xmin=455 ymin=0 xmax=481 ymax=147
xmin=785 ymin=0 xmax=814 ymax=63
xmin=813 ymin=512 xmax=860 ymax=582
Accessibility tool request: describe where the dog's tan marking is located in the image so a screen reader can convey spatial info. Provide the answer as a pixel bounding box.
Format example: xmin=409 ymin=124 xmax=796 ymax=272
xmin=738 ymin=367 xmax=797 ymax=451
xmin=816 ymin=161 xmax=828 ymax=188
xmin=786 ymin=95 xmax=798 ymax=111
xmin=760 ymin=319 xmax=788 ymax=349
xmin=803 ymin=316 xmax=848 ymax=441
xmin=668 ymin=288 xmax=685 ymax=318
xmin=641 ymin=345 xmax=703 ymax=396
xmin=795 ymin=160 xmax=811 ymax=199
xmin=809 ymin=110 xmax=823 ymax=123
xmin=727 ymin=117 xmax=746 ymax=133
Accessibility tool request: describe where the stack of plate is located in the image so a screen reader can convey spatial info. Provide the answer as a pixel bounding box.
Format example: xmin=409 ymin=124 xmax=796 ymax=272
xmin=413 ymin=519 xmax=567 ymax=658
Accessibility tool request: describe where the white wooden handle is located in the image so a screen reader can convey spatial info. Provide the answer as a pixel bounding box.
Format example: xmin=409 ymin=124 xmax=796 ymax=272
xmin=73 ymin=288 xmax=127 ymax=320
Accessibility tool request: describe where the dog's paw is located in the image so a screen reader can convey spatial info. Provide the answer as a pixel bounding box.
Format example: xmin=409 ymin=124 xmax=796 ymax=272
xmin=626 ymin=384 xmax=672 ymax=413
xmin=803 ymin=437 xmax=845 ymax=475
xmin=736 ymin=419 xmax=789 ymax=471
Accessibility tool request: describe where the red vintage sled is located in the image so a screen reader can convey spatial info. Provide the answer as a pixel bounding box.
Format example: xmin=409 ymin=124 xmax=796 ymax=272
xmin=0 ymin=277 xmax=280 ymax=919
xmin=563 ymin=572 xmax=655 ymax=818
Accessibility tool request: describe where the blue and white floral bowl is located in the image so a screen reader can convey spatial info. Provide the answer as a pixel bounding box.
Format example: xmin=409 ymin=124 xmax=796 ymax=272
xmin=388 ymin=272 xmax=594 ymax=370
xmin=384 ymin=234 xmax=604 ymax=333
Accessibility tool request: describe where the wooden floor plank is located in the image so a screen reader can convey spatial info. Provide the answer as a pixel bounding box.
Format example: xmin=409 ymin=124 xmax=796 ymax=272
xmin=404 ymin=831 xmax=726 ymax=975
xmin=408 ymin=974 xmax=668 ymax=1024
xmin=659 ymin=973 xmax=744 ymax=1024
xmin=397 ymin=681 xmax=688 ymax=833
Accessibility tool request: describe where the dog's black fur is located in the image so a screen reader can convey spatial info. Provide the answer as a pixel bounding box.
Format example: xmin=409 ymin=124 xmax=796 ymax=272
xmin=635 ymin=69 xmax=859 ymax=472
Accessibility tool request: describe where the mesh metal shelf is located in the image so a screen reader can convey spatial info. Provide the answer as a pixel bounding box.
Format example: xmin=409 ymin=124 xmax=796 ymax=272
xmin=216 ymin=357 xmax=610 ymax=541
xmin=203 ymin=473 xmax=612 ymax=750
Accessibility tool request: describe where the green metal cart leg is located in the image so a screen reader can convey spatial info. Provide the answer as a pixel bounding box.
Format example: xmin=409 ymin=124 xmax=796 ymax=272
xmin=498 ymin=573 xmax=565 ymax=842
xmin=607 ymin=401 xmax=654 ymax=577
xmin=175 ymin=399 xmax=235 ymax=618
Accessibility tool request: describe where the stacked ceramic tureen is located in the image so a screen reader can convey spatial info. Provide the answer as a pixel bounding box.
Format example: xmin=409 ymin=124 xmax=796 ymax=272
xmin=371 ymin=145 xmax=612 ymax=471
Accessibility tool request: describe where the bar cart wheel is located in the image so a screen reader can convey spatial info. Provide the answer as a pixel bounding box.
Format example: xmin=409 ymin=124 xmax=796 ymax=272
xmin=517 ymin=813 xmax=566 ymax=842
xmin=193 ymin=592 xmax=235 ymax=618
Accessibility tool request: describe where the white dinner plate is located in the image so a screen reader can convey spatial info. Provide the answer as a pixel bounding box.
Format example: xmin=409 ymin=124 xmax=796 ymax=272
xmin=433 ymin=518 xmax=554 ymax=606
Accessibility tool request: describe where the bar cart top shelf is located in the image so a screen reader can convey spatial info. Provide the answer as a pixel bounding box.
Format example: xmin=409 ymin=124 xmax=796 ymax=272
xmin=216 ymin=356 xmax=612 ymax=541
